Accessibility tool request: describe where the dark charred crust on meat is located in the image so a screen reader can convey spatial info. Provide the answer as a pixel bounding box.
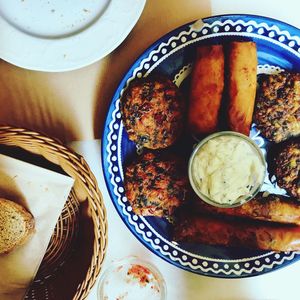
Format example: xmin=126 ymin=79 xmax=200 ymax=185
xmin=141 ymin=82 xmax=155 ymax=100
xmin=136 ymin=135 xmax=150 ymax=145
xmin=124 ymin=151 xmax=191 ymax=218
xmin=254 ymin=72 xmax=300 ymax=143
xmin=120 ymin=75 xmax=186 ymax=149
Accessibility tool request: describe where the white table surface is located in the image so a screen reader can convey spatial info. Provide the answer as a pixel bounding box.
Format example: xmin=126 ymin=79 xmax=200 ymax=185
xmin=70 ymin=140 xmax=300 ymax=300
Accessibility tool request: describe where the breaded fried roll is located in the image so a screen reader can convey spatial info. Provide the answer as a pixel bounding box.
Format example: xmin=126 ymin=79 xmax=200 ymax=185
xmin=173 ymin=211 xmax=300 ymax=251
xmin=194 ymin=194 xmax=300 ymax=225
xmin=189 ymin=45 xmax=224 ymax=135
xmin=227 ymin=41 xmax=257 ymax=135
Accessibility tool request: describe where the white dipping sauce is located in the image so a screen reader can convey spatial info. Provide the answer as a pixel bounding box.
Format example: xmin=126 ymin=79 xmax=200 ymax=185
xmin=191 ymin=135 xmax=265 ymax=205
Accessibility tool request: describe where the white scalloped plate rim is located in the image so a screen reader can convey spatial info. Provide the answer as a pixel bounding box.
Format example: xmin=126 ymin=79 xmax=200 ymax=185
xmin=103 ymin=15 xmax=300 ymax=277
xmin=0 ymin=0 xmax=146 ymax=72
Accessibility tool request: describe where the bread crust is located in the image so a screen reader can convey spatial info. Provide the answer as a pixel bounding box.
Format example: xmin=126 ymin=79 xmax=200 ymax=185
xmin=0 ymin=198 xmax=35 ymax=254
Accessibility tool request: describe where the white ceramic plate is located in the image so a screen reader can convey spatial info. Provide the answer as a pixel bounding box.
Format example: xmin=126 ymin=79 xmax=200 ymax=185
xmin=0 ymin=0 xmax=145 ymax=72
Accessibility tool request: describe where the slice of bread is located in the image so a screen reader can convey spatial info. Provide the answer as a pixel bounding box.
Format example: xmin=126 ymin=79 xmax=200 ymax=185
xmin=0 ymin=198 xmax=35 ymax=254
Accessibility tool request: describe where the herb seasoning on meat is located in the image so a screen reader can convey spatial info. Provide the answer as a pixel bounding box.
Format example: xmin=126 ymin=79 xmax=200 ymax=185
xmin=121 ymin=75 xmax=185 ymax=149
xmin=124 ymin=152 xmax=190 ymax=217
xmin=254 ymin=72 xmax=300 ymax=143
xmin=274 ymin=139 xmax=300 ymax=198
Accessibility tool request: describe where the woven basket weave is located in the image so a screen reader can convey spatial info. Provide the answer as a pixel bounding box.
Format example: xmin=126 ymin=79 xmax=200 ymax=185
xmin=0 ymin=126 xmax=108 ymax=300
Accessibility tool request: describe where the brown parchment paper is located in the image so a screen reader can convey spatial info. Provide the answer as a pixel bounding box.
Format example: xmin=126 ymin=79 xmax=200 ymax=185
xmin=0 ymin=154 xmax=74 ymax=300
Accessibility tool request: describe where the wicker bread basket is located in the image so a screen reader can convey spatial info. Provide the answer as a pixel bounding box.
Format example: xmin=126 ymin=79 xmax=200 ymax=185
xmin=0 ymin=126 xmax=108 ymax=300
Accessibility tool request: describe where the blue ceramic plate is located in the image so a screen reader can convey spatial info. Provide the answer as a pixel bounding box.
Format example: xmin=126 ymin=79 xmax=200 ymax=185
xmin=102 ymin=14 xmax=300 ymax=278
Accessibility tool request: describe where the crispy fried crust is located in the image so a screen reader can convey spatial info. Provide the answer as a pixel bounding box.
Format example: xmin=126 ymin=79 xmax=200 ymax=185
xmin=194 ymin=193 xmax=300 ymax=225
xmin=124 ymin=152 xmax=190 ymax=217
xmin=228 ymin=41 xmax=257 ymax=135
xmin=275 ymin=140 xmax=300 ymax=198
xmin=254 ymin=72 xmax=300 ymax=143
xmin=121 ymin=76 xmax=185 ymax=149
xmin=189 ymin=45 xmax=224 ymax=134
xmin=173 ymin=210 xmax=300 ymax=251
xmin=0 ymin=198 xmax=35 ymax=254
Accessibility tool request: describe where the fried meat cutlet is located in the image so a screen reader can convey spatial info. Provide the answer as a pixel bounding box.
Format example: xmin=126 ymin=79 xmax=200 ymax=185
xmin=121 ymin=76 xmax=185 ymax=149
xmin=124 ymin=152 xmax=189 ymax=218
xmin=275 ymin=139 xmax=300 ymax=198
xmin=254 ymin=72 xmax=300 ymax=143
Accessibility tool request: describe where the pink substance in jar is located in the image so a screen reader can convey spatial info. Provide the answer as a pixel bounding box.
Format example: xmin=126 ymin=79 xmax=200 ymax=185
xmin=98 ymin=257 xmax=166 ymax=300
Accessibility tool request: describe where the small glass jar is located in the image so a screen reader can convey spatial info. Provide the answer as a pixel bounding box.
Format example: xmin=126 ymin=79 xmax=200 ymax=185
xmin=97 ymin=256 xmax=166 ymax=300
xmin=188 ymin=131 xmax=266 ymax=208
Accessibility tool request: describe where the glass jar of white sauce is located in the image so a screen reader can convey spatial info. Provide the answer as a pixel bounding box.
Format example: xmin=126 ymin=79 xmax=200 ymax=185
xmin=188 ymin=131 xmax=266 ymax=208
